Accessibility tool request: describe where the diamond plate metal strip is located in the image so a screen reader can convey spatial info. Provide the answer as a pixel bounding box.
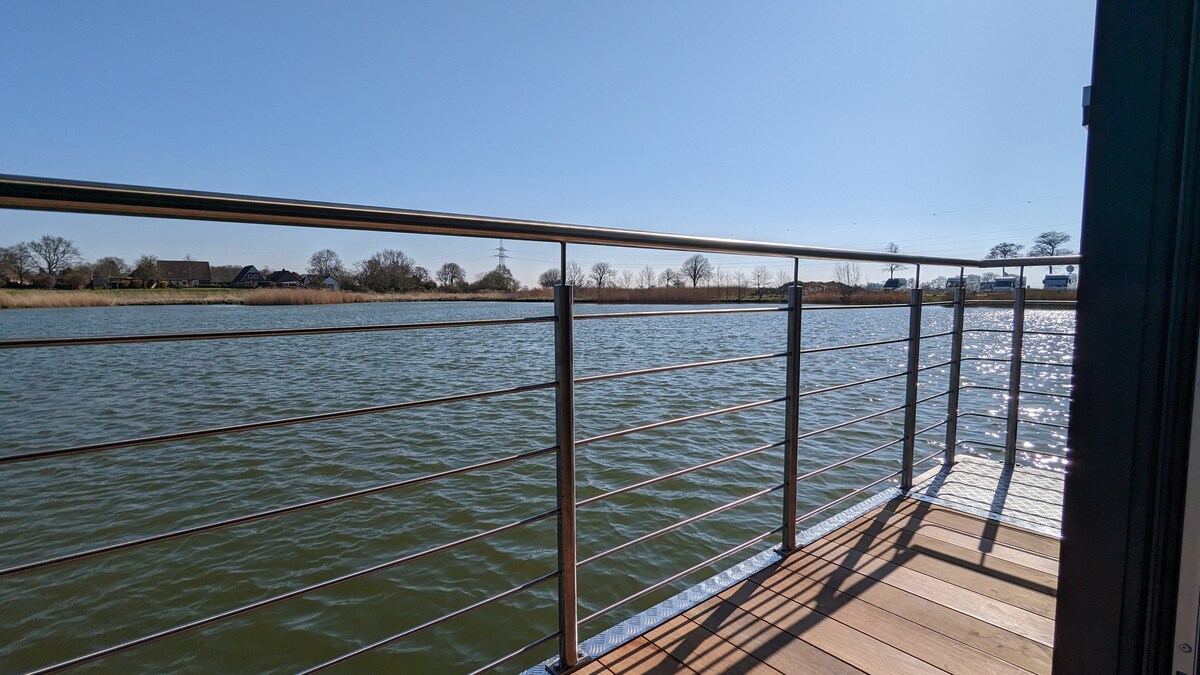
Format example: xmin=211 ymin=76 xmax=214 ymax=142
xmin=520 ymin=486 xmax=903 ymax=674
xmin=905 ymin=456 xmax=1064 ymax=538
xmin=904 ymin=490 xmax=1062 ymax=538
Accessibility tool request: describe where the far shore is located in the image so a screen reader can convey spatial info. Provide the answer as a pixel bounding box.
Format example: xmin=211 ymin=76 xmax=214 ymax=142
xmin=0 ymin=286 xmax=1076 ymax=310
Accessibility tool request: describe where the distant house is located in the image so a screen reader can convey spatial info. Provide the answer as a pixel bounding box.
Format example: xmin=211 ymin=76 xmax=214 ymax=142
xmin=300 ymin=273 xmax=341 ymax=290
xmin=158 ymin=260 xmax=212 ymax=287
xmin=266 ymin=269 xmax=302 ymax=287
xmin=230 ymin=265 xmax=264 ymax=287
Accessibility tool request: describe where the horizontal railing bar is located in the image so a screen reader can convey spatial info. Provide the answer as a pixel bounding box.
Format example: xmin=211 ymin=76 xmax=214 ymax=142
xmin=0 ymin=316 xmax=554 ymax=350
xmin=962 ymin=328 xmax=1013 ymax=334
xmin=800 ymin=303 xmax=911 ymax=311
xmin=920 ymin=331 xmax=954 ymax=340
xmin=955 ymin=438 xmax=1006 ymax=448
xmin=577 ymin=440 xmax=786 ymax=508
xmin=0 ymin=381 xmax=556 ymax=465
xmin=962 ymin=356 xmax=1010 ymax=364
xmin=578 ymin=483 xmax=785 ymax=567
xmin=575 ymin=397 xmax=786 ymax=447
xmin=1020 ymin=359 xmax=1074 ymax=368
xmin=917 ymin=360 xmax=954 ymax=372
xmin=800 ymin=336 xmax=909 ymax=355
xmin=915 ymin=419 xmax=950 ymax=436
xmin=1019 ymin=388 xmax=1072 ymax=399
xmin=797 ymin=470 xmax=902 ymax=523
xmin=0 ymin=445 xmax=557 ymax=578
xmin=467 ymin=632 xmax=561 ymax=675
xmin=915 ymin=389 xmax=952 ymax=405
xmin=977 ymin=254 xmax=1083 ymax=268
xmin=28 ymin=509 xmax=557 ymax=674
xmin=795 ymin=403 xmax=908 ymax=442
xmin=298 ymin=571 xmax=559 ymax=674
xmin=913 ymin=449 xmax=944 ymax=468
xmin=959 ymin=411 xmax=1008 ymax=422
xmin=921 ymin=300 xmax=957 ymax=307
xmin=1023 ymin=330 xmax=1077 ymax=337
xmin=796 ymin=437 xmax=904 ymax=484
xmin=960 ymin=384 xmax=1009 ymax=393
xmin=575 ymin=307 xmax=786 ymax=320
xmin=575 ymin=352 xmax=786 ymax=385
xmin=1 ymin=174 xmax=1012 ymax=266
xmin=579 ymin=526 xmax=782 ymax=627
xmin=796 ymin=370 xmax=908 ymax=399
xmin=961 ymin=411 xmax=1070 ymax=430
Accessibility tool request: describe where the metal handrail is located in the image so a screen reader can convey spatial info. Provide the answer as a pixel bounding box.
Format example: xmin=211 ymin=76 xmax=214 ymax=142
xmin=800 ymin=303 xmax=911 ymax=311
xmin=1 ymin=174 xmax=1083 ymax=266
xmin=0 ymin=315 xmax=554 ymax=350
xmin=800 ymin=335 xmax=909 ymax=355
xmin=28 ymin=508 xmax=558 ymax=674
xmin=796 ymin=437 xmax=904 ymax=484
xmin=299 ymin=571 xmax=560 ymax=674
xmin=1020 ymin=388 xmax=1072 ymax=399
xmin=796 ymin=470 xmax=902 ymax=524
xmin=467 ymin=632 xmax=561 ymax=675
xmin=1024 ymin=330 xmax=1077 ymax=337
xmin=577 ymin=440 xmax=786 ymax=507
xmin=575 ymin=307 xmax=786 ymax=320
xmin=575 ymin=397 xmax=786 ymax=447
xmin=0 ymin=444 xmax=557 ymax=578
xmin=795 ymin=370 xmax=908 ymax=399
xmin=959 ymin=411 xmax=1070 ymax=430
xmin=796 ymin=403 xmax=908 ymax=441
xmin=0 ymin=381 xmax=556 ymax=465
xmin=575 ymin=352 xmax=786 ymax=385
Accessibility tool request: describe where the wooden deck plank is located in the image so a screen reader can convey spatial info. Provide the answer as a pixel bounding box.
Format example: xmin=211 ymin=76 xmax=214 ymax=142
xmin=822 ymin=524 xmax=1058 ymax=617
xmin=837 ymin=509 xmax=1061 ymax=576
xmin=793 ymin=537 xmax=1056 ymax=645
xmin=690 ymin=580 xmax=948 ymax=674
xmin=877 ymin=500 xmax=1060 ymax=558
xmin=573 ymin=658 xmax=615 ymax=674
xmin=641 ymin=612 xmax=783 ymax=675
xmin=596 ymin=636 xmax=698 ymax=675
xmin=581 ymin=498 xmax=1059 ymax=675
xmin=674 ymin=597 xmax=863 ymax=675
xmin=757 ymin=551 xmax=1052 ymax=674
xmin=741 ymin=570 xmax=1034 ymax=674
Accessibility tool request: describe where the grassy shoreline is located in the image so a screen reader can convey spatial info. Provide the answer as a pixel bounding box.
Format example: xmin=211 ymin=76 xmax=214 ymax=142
xmin=0 ymin=287 xmax=1076 ymax=310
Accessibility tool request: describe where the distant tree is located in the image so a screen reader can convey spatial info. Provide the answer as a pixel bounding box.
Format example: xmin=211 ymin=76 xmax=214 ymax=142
xmin=436 ymin=262 xmax=467 ymax=289
xmin=921 ymin=275 xmax=948 ymax=291
xmin=412 ymin=266 xmax=435 ymax=290
xmin=1028 ymin=231 xmax=1074 ymax=273
xmin=751 ymin=265 xmax=770 ymax=297
xmin=659 ymin=268 xmax=684 ymax=287
xmin=28 ymin=235 xmax=81 ymax=276
xmin=131 ymin=255 xmax=160 ymax=284
xmin=93 ymin=256 xmax=130 ymax=280
xmin=882 ymin=242 xmax=908 ymax=280
xmin=356 ymin=248 xmax=417 ymax=292
xmin=61 ymin=266 xmax=92 ymax=289
xmin=308 ymin=249 xmax=346 ymax=278
xmin=0 ymin=243 xmax=35 ymax=285
xmin=537 ymin=267 xmax=562 ymax=287
xmin=981 ymin=272 xmax=998 ymax=283
xmin=638 ymin=265 xmax=656 ymax=289
xmin=986 ymin=242 xmax=1025 ymax=276
xmin=774 ymin=268 xmax=791 ymax=289
xmin=471 ymin=265 xmax=520 ymax=292
xmin=209 ymin=264 xmax=243 ymax=284
xmin=680 ymin=254 xmax=713 ymax=287
xmin=733 ymin=271 xmax=749 ymax=301
xmin=832 ymin=262 xmax=863 ymax=300
xmin=566 ymin=260 xmax=587 ymax=286
xmin=590 ymin=262 xmax=614 ymax=289
xmin=618 ymin=269 xmax=635 ymax=289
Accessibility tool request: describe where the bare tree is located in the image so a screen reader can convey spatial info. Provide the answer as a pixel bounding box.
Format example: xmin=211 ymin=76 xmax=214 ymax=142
xmin=774 ymin=268 xmax=791 ymax=290
xmin=733 ymin=270 xmax=749 ymax=301
xmin=680 ymin=254 xmax=713 ymax=287
xmin=308 ymin=249 xmax=346 ymax=278
xmin=618 ymin=269 xmax=635 ymax=289
xmin=986 ymin=242 xmax=1025 ymax=276
xmin=537 ymin=267 xmax=561 ymax=287
xmin=832 ymin=262 xmax=863 ymax=300
xmin=881 ymin=242 xmax=908 ymax=280
xmin=566 ymin=260 xmax=587 ymax=286
xmin=93 ymin=256 xmax=129 ymax=279
xmin=28 ymin=235 xmax=81 ymax=276
xmin=0 ymin=243 xmax=36 ymax=285
xmin=751 ymin=265 xmax=770 ymax=297
xmin=1028 ymin=231 xmax=1074 ymax=273
xmin=590 ymin=262 xmax=614 ymax=289
xmin=437 ymin=262 xmax=468 ymax=288
xmin=659 ymin=268 xmax=684 ymax=287
xmin=638 ymin=265 xmax=656 ymax=289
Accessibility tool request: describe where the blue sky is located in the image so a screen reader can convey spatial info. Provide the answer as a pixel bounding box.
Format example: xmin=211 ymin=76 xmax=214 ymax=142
xmin=0 ymin=2 xmax=1095 ymax=285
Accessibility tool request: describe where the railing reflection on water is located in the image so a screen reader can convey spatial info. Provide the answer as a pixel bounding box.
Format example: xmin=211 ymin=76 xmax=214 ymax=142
xmin=0 ymin=175 xmax=1076 ymax=673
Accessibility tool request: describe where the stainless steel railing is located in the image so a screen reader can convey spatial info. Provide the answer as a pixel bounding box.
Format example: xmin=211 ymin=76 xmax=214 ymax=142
xmin=0 ymin=175 xmax=1077 ymax=673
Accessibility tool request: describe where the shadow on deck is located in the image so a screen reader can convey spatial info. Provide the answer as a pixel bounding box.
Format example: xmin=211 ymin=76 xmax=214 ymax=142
xmin=567 ymin=458 xmax=1063 ymax=674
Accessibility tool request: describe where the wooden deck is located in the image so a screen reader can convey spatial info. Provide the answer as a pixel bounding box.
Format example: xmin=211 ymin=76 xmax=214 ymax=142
xmin=574 ymin=497 xmax=1060 ymax=674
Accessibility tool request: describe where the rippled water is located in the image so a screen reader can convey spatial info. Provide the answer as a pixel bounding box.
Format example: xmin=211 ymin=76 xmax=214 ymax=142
xmin=0 ymin=300 xmax=1073 ymax=673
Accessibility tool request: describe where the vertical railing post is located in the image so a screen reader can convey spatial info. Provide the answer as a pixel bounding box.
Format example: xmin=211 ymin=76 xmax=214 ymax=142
xmin=782 ymin=283 xmax=802 ymax=551
xmin=901 ymin=288 xmax=924 ymax=490
xmin=1004 ymin=284 xmax=1026 ymax=466
xmin=943 ymin=287 xmax=966 ymax=464
xmin=552 ymin=283 xmax=579 ymax=671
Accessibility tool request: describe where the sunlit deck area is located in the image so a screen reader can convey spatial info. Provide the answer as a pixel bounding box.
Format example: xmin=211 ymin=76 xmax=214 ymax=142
xmin=565 ymin=458 xmax=1063 ymax=674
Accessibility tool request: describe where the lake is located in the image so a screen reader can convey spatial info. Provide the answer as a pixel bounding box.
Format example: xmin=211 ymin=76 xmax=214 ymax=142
xmin=0 ymin=300 xmax=1073 ymax=673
